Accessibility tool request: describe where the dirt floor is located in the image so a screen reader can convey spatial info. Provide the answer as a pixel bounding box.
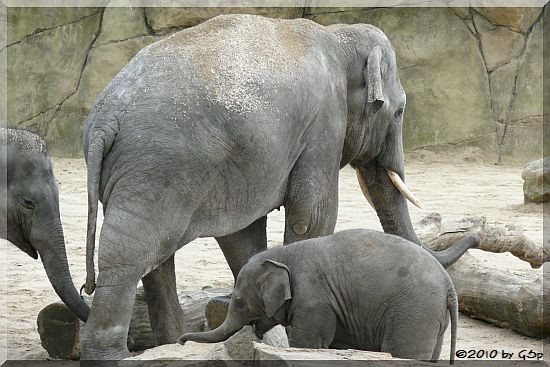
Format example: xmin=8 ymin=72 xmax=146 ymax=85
xmin=0 ymin=151 xmax=546 ymax=361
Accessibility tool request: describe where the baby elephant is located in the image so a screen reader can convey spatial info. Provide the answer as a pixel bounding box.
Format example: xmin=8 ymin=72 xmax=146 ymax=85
xmin=0 ymin=128 xmax=89 ymax=322
xmin=180 ymin=229 xmax=480 ymax=363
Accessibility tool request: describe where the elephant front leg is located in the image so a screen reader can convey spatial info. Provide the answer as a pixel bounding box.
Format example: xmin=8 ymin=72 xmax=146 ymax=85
xmin=142 ymin=254 xmax=185 ymax=345
xmin=284 ymin=165 xmax=339 ymax=244
xmin=208 ymin=216 xmax=268 ymax=329
xmin=288 ymin=303 xmax=337 ymax=349
xmin=215 ymin=215 xmax=268 ymax=280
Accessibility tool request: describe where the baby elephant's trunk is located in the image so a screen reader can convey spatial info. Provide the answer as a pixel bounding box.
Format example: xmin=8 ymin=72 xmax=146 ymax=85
xmin=178 ymin=311 xmax=245 ymax=344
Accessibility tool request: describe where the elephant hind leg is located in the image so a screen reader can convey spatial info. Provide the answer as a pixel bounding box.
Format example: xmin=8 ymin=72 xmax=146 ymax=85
xmin=430 ymin=312 xmax=450 ymax=362
xmin=80 ymin=203 xmax=191 ymax=361
xmin=380 ymin=316 xmax=441 ymax=361
xmin=81 ymin=267 xmax=142 ymax=361
xmin=430 ymin=332 xmax=445 ymax=362
xmin=142 ymin=254 xmax=185 ymax=345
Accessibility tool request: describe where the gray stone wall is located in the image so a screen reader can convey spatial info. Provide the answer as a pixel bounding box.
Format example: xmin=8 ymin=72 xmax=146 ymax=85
xmin=5 ymin=6 xmax=546 ymax=161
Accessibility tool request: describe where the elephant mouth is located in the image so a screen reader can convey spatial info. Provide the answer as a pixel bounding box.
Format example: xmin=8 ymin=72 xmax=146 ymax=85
xmin=19 ymin=238 xmax=38 ymax=259
xmin=7 ymin=227 xmax=39 ymax=259
xmin=26 ymin=246 xmax=39 ymax=260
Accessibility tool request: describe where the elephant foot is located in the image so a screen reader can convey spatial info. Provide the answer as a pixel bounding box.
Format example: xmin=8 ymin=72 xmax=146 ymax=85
xmin=206 ymin=294 xmax=231 ymax=330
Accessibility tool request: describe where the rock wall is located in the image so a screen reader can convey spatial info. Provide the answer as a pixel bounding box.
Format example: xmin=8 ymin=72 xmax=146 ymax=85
xmin=5 ymin=6 xmax=546 ymax=161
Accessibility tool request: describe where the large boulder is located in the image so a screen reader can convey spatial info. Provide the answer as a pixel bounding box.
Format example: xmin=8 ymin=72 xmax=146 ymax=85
xmin=253 ymin=343 xmax=436 ymax=365
xmin=123 ymin=342 xmax=217 ymax=364
xmin=125 ymin=325 xmax=437 ymax=365
xmin=125 ymin=325 xmax=288 ymax=365
xmin=522 ymin=158 xmax=550 ymax=203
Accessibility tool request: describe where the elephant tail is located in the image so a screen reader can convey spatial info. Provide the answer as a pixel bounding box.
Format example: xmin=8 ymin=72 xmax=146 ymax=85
xmin=446 ymin=283 xmax=458 ymax=365
xmin=428 ymin=234 xmax=480 ymax=268
xmin=83 ymin=121 xmax=117 ymax=295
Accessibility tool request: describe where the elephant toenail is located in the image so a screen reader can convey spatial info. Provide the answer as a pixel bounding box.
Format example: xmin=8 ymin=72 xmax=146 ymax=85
xmin=292 ymin=222 xmax=308 ymax=235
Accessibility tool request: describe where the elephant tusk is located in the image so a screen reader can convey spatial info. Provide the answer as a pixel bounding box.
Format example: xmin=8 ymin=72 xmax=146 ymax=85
xmin=386 ymin=170 xmax=423 ymax=209
xmin=355 ymin=168 xmax=375 ymax=210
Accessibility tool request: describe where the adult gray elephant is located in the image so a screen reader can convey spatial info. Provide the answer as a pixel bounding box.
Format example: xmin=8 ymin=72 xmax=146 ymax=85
xmin=81 ymin=14 xmax=474 ymax=361
xmin=0 ymin=128 xmax=90 ymax=322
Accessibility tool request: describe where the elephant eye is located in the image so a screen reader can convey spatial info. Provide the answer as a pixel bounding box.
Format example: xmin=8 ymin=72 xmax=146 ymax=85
xmin=394 ymin=108 xmax=404 ymax=119
xmin=19 ymin=197 xmax=36 ymax=210
xmin=233 ymin=297 xmax=247 ymax=309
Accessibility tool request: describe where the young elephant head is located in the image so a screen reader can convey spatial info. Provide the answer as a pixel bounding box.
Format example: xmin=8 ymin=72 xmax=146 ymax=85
xmin=178 ymin=259 xmax=291 ymax=344
xmin=0 ymin=129 xmax=90 ymax=322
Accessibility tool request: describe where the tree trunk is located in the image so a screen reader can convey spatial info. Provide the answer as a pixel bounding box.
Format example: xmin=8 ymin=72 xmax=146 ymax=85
xmin=37 ymin=287 xmax=230 ymax=360
xmin=417 ymin=213 xmax=548 ymax=338
xmin=444 ymin=253 xmax=548 ymax=338
xmin=417 ymin=213 xmax=547 ymax=268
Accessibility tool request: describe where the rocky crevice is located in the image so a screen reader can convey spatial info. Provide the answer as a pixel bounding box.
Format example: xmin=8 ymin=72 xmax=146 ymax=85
xmin=469 ymin=9 xmax=493 ymax=109
xmin=450 ymin=6 xmax=544 ymax=163
xmin=42 ymin=9 xmax=105 ymax=141
xmin=303 ymin=7 xmax=388 ymax=16
xmin=142 ymin=7 xmax=156 ymax=35
xmin=495 ymin=10 xmax=542 ymax=164
xmin=1 ymin=10 xmax=102 ymax=53
xmin=7 ymin=12 xmax=103 ymax=135
xmin=71 ymin=9 xmax=105 ymax=100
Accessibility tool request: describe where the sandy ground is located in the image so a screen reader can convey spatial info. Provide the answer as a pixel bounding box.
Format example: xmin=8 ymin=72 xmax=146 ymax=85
xmin=0 ymin=152 xmax=546 ymax=361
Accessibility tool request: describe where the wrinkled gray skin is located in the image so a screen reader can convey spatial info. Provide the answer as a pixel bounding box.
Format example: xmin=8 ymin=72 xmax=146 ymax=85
xmin=181 ymin=230 xmax=480 ymax=364
xmin=80 ymin=15 xmax=475 ymax=361
xmin=0 ymin=128 xmax=90 ymax=322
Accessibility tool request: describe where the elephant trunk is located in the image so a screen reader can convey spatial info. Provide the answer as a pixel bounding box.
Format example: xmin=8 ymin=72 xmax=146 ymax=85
xmin=356 ymin=165 xmax=477 ymax=267
xmin=357 ymin=164 xmax=422 ymax=245
xmin=37 ymin=225 xmax=90 ymax=322
xmin=178 ymin=310 xmax=245 ymax=344
xmin=435 ymin=234 xmax=480 ymax=267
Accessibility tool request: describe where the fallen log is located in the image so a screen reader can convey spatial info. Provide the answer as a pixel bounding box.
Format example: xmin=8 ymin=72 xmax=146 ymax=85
xmin=445 ymin=253 xmax=548 ymax=338
xmin=416 ymin=213 xmax=547 ymax=269
xmin=37 ymin=287 xmax=230 ymax=360
xmin=417 ymin=213 xmax=548 ymax=338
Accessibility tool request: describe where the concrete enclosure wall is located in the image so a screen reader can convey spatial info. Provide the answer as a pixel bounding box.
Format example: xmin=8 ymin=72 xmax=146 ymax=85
xmin=5 ymin=6 xmax=546 ymax=161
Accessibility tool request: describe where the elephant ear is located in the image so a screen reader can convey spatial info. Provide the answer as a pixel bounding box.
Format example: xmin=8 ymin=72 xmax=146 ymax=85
xmin=261 ymin=259 xmax=292 ymax=318
xmin=364 ymin=45 xmax=385 ymax=114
